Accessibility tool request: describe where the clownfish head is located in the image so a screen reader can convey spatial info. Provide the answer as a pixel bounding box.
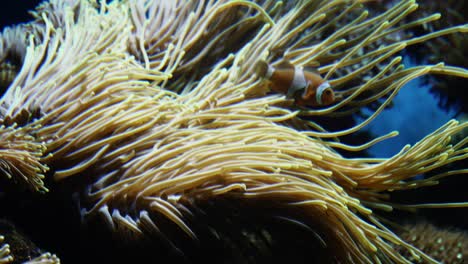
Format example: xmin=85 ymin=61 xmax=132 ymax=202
xmin=299 ymin=72 xmax=335 ymax=107
xmin=313 ymin=81 xmax=335 ymax=106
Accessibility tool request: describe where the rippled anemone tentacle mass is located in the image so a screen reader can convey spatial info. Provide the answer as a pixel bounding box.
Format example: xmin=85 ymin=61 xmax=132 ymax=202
xmin=0 ymin=0 xmax=467 ymax=263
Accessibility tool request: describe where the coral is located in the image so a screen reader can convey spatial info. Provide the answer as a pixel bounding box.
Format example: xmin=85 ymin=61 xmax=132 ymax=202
xmin=0 ymin=0 xmax=467 ymax=263
xmin=397 ymin=222 xmax=468 ymax=264
xmin=0 ymin=220 xmax=60 ymax=264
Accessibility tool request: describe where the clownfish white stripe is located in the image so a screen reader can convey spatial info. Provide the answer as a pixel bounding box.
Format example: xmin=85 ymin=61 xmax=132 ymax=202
xmin=315 ymin=81 xmax=331 ymax=105
xmin=292 ymin=67 xmax=307 ymax=91
xmin=265 ymin=65 xmax=275 ymax=79
xmin=287 ymin=66 xmax=308 ymax=98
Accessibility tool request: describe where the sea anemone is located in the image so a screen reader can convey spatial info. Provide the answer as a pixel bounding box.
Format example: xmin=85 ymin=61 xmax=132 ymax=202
xmin=0 ymin=235 xmax=13 ymax=264
xmin=0 ymin=0 xmax=467 ymax=263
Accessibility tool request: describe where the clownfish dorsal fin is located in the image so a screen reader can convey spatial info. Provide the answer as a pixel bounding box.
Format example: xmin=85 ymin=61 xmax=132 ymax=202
xmin=276 ymin=59 xmax=295 ymax=70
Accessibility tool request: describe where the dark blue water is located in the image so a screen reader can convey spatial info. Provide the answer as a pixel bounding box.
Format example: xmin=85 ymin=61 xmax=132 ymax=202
xmin=0 ymin=1 xmax=42 ymax=27
xmin=358 ymin=56 xmax=459 ymax=158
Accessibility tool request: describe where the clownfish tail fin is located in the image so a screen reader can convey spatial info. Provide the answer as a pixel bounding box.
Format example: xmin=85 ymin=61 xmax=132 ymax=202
xmin=255 ymin=60 xmax=269 ymax=79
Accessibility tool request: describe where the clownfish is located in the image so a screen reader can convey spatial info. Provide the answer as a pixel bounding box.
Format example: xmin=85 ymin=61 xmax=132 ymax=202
xmin=256 ymin=60 xmax=335 ymax=107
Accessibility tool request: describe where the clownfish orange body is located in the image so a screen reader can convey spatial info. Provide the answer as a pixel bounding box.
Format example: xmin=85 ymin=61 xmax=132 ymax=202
xmin=256 ymin=60 xmax=335 ymax=107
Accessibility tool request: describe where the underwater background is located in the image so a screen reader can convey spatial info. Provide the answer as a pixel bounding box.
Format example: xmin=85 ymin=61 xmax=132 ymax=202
xmin=0 ymin=0 xmax=467 ymax=263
